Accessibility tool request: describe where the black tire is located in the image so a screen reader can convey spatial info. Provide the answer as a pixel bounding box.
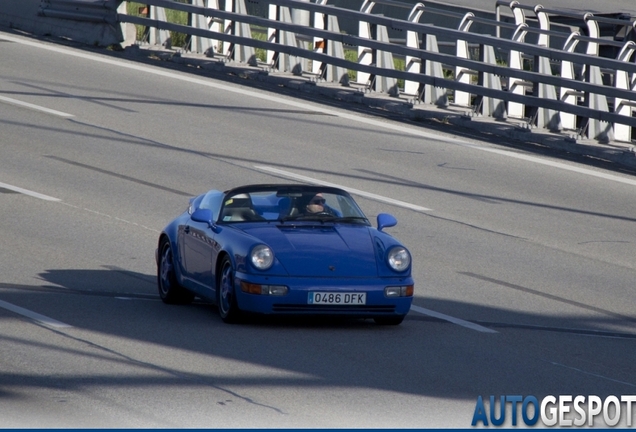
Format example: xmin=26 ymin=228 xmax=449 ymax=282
xmin=217 ymin=256 xmax=242 ymax=323
xmin=374 ymin=315 xmax=405 ymax=326
xmin=157 ymin=239 xmax=195 ymax=305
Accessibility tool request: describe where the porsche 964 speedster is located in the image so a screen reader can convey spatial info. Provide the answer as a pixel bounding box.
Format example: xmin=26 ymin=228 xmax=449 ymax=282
xmin=156 ymin=184 xmax=414 ymax=325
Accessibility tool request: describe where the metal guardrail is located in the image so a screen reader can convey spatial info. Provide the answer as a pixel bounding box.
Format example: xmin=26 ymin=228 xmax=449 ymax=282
xmin=39 ymin=0 xmax=119 ymax=23
xmin=41 ymin=0 xmax=636 ymax=144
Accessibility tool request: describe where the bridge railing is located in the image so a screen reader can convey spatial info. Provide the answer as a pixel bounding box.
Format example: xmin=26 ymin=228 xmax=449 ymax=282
xmin=44 ymin=0 xmax=636 ymax=144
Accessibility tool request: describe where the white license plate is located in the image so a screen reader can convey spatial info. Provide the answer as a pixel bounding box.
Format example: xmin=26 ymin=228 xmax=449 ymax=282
xmin=307 ymin=292 xmax=366 ymax=305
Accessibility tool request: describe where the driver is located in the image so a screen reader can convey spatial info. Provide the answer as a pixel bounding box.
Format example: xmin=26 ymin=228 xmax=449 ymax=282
xmin=305 ymin=193 xmax=327 ymax=214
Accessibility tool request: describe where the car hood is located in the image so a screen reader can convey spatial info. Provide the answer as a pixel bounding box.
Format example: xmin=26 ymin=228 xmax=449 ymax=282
xmin=240 ymin=224 xmax=378 ymax=277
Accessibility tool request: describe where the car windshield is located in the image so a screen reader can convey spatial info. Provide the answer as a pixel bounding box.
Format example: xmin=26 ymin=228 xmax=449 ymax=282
xmin=217 ymin=185 xmax=370 ymax=224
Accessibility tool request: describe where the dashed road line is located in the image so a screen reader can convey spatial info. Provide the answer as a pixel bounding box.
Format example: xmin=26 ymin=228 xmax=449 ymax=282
xmin=0 ymin=95 xmax=74 ymax=118
xmin=254 ymin=165 xmax=433 ymax=212
xmin=410 ymin=305 xmax=498 ymax=333
xmin=0 ymin=181 xmax=61 ymax=201
xmin=0 ymin=299 xmax=72 ymax=329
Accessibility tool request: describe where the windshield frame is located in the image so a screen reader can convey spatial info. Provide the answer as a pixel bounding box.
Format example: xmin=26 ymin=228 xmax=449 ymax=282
xmin=216 ymin=184 xmax=370 ymax=225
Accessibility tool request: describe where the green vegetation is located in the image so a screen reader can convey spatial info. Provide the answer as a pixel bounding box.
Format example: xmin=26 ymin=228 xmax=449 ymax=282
xmin=127 ymin=1 xmax=189 ymax=48
xmin=251 ymin=28 xmax=268 ymax=63
xmin=344 ymin=48 xmax=358 ymax=82
xmin=394 ymin=56 xmax=405 ymax=89
xmin=343 ymin=49 xmax=405 ymax=89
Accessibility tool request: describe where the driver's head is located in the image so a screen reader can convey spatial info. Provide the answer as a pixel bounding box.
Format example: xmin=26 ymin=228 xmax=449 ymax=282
xmin=306 ymin=193 xmax=325 ymax=213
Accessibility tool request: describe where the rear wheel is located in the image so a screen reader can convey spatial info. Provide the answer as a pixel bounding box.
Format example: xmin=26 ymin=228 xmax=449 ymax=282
xmin=374 ymin=315 xmax=405 ymax=326
xmin=158 ymin=239 xmax=195 ymax=305
xmin=217 ymin=256 xmax=242 ymax=323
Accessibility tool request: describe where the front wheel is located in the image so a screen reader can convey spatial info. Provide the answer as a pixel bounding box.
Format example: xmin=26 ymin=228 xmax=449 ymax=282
xmin=217 ymin=256 xmax=242 ymax=323
xmin=374 ymin=315 xmax=405 ymax=326
xmin=157 ymin=239 xmax=195 ymax=305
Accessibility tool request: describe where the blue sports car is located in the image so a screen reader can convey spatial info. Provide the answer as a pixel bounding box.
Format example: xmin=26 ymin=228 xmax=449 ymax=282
xmin=156 ymin=184 xmax=414 ymax=325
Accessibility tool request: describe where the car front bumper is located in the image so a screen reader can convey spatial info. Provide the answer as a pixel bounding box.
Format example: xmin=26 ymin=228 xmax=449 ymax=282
xmin=233 ymin=272 xmax=413 ymax=317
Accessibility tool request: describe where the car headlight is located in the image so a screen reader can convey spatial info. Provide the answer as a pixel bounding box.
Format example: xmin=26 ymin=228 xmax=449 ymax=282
xmin=387 ymin=246 xmax=410 ymax=272
xmin=250 ymin=245 xmax=274 ymax=270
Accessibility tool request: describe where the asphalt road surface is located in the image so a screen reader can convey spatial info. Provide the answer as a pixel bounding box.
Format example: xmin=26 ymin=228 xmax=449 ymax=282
xmin=0 ymin=30 xmax=635 ymax=428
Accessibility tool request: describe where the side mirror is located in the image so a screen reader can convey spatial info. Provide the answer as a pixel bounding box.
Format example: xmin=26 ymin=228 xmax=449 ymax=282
xmin=377 ymin=213 xmax=397 ymax=232
xmin=191 ymin=208 xmax=213 ymax=225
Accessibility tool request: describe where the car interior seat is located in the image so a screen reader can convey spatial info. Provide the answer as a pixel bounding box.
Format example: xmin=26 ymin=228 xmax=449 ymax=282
xmin=220 ymin=195 xmax=260 ymax=222
xmin=277 ymin=197 xmax=291 ymax=218
xmin=288 ymin=196 xmax=308 ymax=217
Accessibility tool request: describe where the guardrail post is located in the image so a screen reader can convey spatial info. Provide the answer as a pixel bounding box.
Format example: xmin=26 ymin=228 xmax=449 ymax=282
xmin=422 ymin=34 xmax=448 ymax=106
xmin=454 ymin=13 xmax=475 ymax=108
xmin=355 ymin=1 xmax=396 ymax=94
xmin=535 ymin=54 xmax=561 ymax=131
xmin=505 ymin=3 xmax=551 ymax=124
xmin=277 ymin=6 xmax=302 ymax=73
xmin=149 ymin=5 xmax=170 ymax=47
xmin=507 ymin=24 xmax=529 ymax=120
xmin=582 ymin=16 xmax=613 ymax=141
xmin=356 ymin=0 xmax=376 ymax=89
xmin=404 ymin=3 xmax=447 ymax=106
xmin=325 ymin=15 xmax=348 ymax=84
xmin=531 ymin=5 xmax=559 ymax=131
xmin=375 ymin=24 xmax=398 ymax=95
xmin=224 ymin=0 xmax=256 ymax=65
xmin=267 ymin=4 xmax=277 ymax=66
xmin=534 ymin=6 xmax=550 ymax=48
xmin=312 ymin=0 xmax=327 ymax=76
xmin=267 ymin=4 xmax=303 ymax=74
xmin=224 ymin=0 xmax=233 ymax=55
xmin=312 ymin=2 xmax=348 ymax=85
xmin=614 ymin=41 xmax=636 ymax=143
xmin=189 ymin=0 xmax=217 ymax=56
xmin=404 ymin=3 xmax=424 ymax=98
xmin=475 ymin=44 xmax=506 ymax=119
xmin=292 ymin=0 xmax=310 ymax=74
xmin=559 ymin=33 xmax=582 ymax=131
xmin=585 ymin=63 xmax=614 ymax=141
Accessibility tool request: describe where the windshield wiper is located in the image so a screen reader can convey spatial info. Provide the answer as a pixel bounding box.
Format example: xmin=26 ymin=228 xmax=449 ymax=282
xmin=279 ymin=215 xmax=301 ymax=222
xmin=279 ymin=214 xmax=338 ymax=223
xmin=332 ymin=216 xmax=369 ymax=224
xmin=280 ymin=215 xmax=368 ymax=223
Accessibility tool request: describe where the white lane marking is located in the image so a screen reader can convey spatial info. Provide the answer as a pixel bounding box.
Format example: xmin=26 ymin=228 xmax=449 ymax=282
xmin=410 ymin=304 xmax=498 ymax=333
xmin=0 ymin=95 xmax=74 ymax=118
xmin=0 ymin=181 xmax=61 ymax=201
xmin=0 ymin=182 xmax=159 ymax=232
xmin=254 ymin=165 xmax=432 ymax=212
xmin=59 ymin=202 xmax=160 ymax=233
xmin=0 ymin=299 xmax=72 ymax=329
xmin=4 ymin=32 xmax=636 ymax=188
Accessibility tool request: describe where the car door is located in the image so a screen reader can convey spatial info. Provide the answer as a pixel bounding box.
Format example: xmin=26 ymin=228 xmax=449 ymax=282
xmin=182 ymin=220 xmax=214 ymax=289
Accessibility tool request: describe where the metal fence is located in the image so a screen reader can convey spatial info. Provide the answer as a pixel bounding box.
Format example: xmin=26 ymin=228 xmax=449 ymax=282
xmin=40 ymin=0 xmax=636 ymax=144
